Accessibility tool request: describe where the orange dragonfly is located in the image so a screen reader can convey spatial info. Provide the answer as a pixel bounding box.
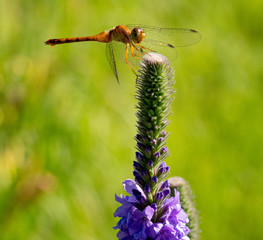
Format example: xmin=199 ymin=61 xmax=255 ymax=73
xmin=45 ymin=25 xmax=201 ymax=83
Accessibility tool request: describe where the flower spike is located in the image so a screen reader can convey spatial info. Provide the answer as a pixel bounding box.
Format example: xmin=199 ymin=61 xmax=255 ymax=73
xmin=114 ymin=53 xmax=191 ymax=240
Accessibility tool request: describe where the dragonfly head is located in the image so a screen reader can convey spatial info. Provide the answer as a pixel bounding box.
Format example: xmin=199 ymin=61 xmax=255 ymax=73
xmin=130 ymin=28 xmax=145 ymax=43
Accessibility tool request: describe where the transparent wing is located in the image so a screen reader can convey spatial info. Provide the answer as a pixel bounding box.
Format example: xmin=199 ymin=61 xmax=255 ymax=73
xmin=110 ymin=41 xmax=141 ymax=68
xmin=126 ymin=24 xmax=201 ymax=47
xmin=106 ymin=42 xmax=119 ymax=84
xmin=110 ymin=37 xmax=174 ymax=72
xmin=125 ymin=24 xmax=201 ymax=61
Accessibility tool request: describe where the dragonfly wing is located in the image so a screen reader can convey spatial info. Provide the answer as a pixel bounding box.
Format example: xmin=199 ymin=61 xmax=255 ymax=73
xmin=126 ymin=24 xmax=201 ymax=47
xmin=125 ymin=25 xmax=201 ymax=61
xmin=111 ymin=40 xmax=142 ymax=68
xmin=135 ymin=38 xmax=178 ymax=61
xmin=106 ymin=42 xmax=119 ymax=84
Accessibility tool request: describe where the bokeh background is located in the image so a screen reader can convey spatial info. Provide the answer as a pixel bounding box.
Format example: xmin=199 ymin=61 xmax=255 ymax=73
xmin=0 ymin=0 xmax=262 ymax=239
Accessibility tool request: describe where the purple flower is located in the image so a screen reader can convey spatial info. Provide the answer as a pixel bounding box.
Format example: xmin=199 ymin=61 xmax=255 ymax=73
xmin=151 ymin=203 xmax=157 ymax=211
xmin=145 ymin=148 xmax=151 ymax=153
xmin=133 ymin=161 xmax=142 ymax=171
xmin=160 ymin=147 xmax=168 ymax=154
xmin=114 ymin=60 xmax=193 ymax=239
xmin=159 ymin=180 xmax=169 ymax=191
xmin=152 ymin=176 xmax=158 ymax=183
xmin=114 ymin=180 xmax=190 ymax=240
xmin=157 ymin=162 xmax=170 ymax=175
xmin=162 ymin=188 xmax=171 ymax=197
xmin=156 ymin=192 xmax=164 ymax=201
xmin=114 ymin=194 xmax=135 ymax=222
xmin=148 ymin=160 xmax=153 ymax=167
xmin=156 ymin=225 xmax=184 ymax=240
xmin=162 ymin=131 xmax=167 ymax=136
xmin=154 ymin=152 xmax=161 ymax=159
xmin=128 ymin=205 xmax=155 ymax=238
xmin=136 ymin=134 xmax=142 ymax=140
xmin=136 ymin=152 xmax=144 ymax=161
xmin=144 ymin=184 xmax=151 ymax=193
xmin=137 ymin=142 xmax=144 ymax=149
xmin=123 ymin=179 xmax=146 ymax=203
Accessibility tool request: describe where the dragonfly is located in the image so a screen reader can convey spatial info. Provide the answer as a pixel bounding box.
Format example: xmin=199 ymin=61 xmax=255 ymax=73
xmin=45 ymin=25 xmax=201 ymax=83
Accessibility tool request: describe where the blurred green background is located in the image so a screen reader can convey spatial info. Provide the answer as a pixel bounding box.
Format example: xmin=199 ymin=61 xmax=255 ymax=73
xmin=0 ymin=0 xmax=262 ymax=239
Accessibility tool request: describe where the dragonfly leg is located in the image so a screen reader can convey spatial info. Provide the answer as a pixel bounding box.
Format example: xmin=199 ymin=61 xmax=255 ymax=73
xmin=130 ymin=44 xmax=142 ymax=59
xmin=134 ymin=43 xmax=152 ymax=52
xmin=130 ymin=42 xmax=152 ymax=58
xmin=131 ymin=42 xmax=147 ymax=56
xmin=125 ymin=43 xmax=139 ymax=79
xmin=131 ymin=42 xmax=141 ymax=52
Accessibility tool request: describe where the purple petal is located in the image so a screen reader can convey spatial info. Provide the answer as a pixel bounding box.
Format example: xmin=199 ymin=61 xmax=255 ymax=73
xmin=163 ymin=197 xmax=181 ymax=213
xmin=115 ymin=193 xmax=125 ymax=204
xmin=175 ymin=209 xmax=189 ymax=223
xmin=174 ymin=189 xmax=181 ymax=203
xmin=129 ymin=219 xmax=143 ymax=236
xmin=162 ymin=192 xmax=181 ymax=210
xmin=130 ymin=206 xmax=144 ymax=219
xmin=116 ymin=230 xmax=130 ymax=240
xmin=133 ymin=161 xmax=142 ymax=170
xmin=161 ymin=147 xmax=168 ymax=153
xmin=144 ymin=184 xmax=151 ymax=193
xmin=158 ymin=167 xmax=166 ymax=174
xmin=114 ymin=217 xmax=128 ymax=230
xmin=143 ymin=206 xmax=155 ymax=220
xmin=161 ymin=131 xmax=167 ymax=136
xmin=115 ymin=193 xmax=137 ymax=205
xmin=159 ymin=162 xmax=167 ymax=168
xmin=137 ymin=142 xmax=144 ymax=149
xmin=150 ymin=203 xmax=157 ymax=211
xmin=146 ymin=223 xmax=163 ymax=238
xmin=123 ymin=179 xmax=146 ymax=199
xmin=132 ymin=189 xmax=147 ymax=203
xmin=133 ymin=170 xmax=139 ymax=177
xmin=159 ymin=207 xmax=172 ymax=222
xmin=152 ymin=176 xmax=158 ymax=183
xmin=140 ymin=169 xmax=146 ymax=176
xmin=148 ymin=160 xmax=153 ymax=167
xmin=135 ymin=175 xmax=144 ymax=186
xmin=160 ymin=180 xmax=169 ymax=190
xmin=114 ymin=206 xmax=127 ymax=217
xmin=162 ymin=188 xmax=171 ymax=197
xmin=136 ymin=152 xmax=144 ymax=161
xmin=156 ymin=192 xmax=164 ymax=201
xmin=145 ymin=148 xmax=150 ymax=153
xmin=155 ymin=224 xmax=176 ymax=240
xmin=181 ymin=237 xmax=190 ymax=240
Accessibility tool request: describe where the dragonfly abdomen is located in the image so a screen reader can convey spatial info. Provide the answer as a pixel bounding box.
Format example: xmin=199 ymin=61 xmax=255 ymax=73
xmin=45 ymin=31 xmax=112 ymax=47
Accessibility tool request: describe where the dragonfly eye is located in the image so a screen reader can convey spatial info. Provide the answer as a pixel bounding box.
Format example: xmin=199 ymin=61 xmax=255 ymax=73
xmin=131 ymin=28 xmax=145 ymax=43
